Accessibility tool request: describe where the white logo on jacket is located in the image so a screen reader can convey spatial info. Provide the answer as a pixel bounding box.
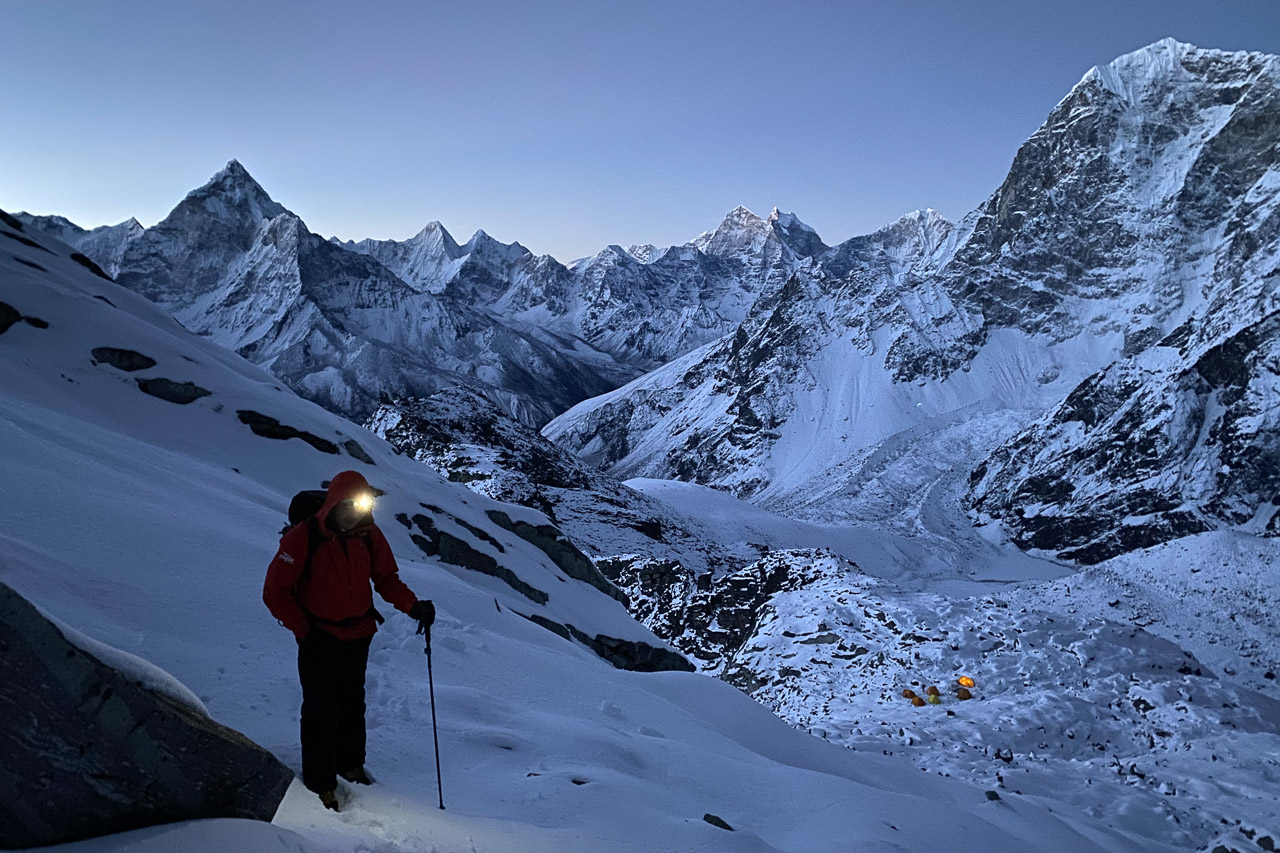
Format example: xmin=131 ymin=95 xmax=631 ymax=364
xmin=277 ymin=552 xmax=295 ymax=564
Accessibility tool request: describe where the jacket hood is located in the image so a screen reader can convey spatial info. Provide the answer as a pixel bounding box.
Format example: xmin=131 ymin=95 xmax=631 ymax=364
xmin=316 ymin=470 xmax=374 ymax=530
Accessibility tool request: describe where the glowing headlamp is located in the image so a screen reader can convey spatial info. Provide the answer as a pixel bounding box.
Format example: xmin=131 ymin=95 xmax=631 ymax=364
xmin=351 ymin=493 xmax=375 ymax=513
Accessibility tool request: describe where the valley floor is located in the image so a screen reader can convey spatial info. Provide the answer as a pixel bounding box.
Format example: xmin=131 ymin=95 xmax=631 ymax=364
xmin=624 ymin=477 xmax=1280 ymax=851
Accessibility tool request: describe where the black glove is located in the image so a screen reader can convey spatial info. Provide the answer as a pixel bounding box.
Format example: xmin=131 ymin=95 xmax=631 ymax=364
xmin=409 ymin=599 xmax=435 ymax=629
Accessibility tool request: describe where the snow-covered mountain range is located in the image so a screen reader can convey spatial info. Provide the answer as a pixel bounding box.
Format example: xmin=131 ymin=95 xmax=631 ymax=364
xmin=18 ymin=167 xmax=832 ymax=429
xmin=546 ymin=38 xmax=1280 ymax=566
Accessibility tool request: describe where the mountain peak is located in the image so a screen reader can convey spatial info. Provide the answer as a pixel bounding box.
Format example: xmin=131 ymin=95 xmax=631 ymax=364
xmin=725 ymin=205 xmax=764 ymax=223
xmin=180 ymin=160 xmax=287 ymax=224
xmin=464 ymin=229 xmax=531 ymax=262
xmin=412 ymin=220 xmax=458 ymax=243
xmin=767 ymin=208 xmax=826 ymax=257
xmin=1080 ymin=38 xmax=1270 ymax=106
xmin=218 ymin=158 xmax=249 ymax=177
xmin=767 ymin=207 xmax=816 ymax=233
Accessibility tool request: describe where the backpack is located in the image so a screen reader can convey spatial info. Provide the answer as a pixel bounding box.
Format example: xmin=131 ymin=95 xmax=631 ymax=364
xmin=283 ymin=489 xmax=328 ymax=534
xmin=281 ymin=488 xmax=385 ymax=627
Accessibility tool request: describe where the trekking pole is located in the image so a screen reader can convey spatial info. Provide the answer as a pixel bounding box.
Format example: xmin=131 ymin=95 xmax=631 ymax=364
xmin=417 ymin=620 xmax=445 ymax=809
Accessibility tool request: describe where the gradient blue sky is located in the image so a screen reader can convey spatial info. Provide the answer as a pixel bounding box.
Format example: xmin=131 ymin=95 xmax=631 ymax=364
xmin=5 ymin=1 xmax=1280 ymax=262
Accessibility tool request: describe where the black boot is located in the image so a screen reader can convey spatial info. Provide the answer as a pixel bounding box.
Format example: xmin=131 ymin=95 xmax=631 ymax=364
xmin=339 ymin=766 xmax=374 ymax=785
xmin=318 ymin=788 xmax=340 ymax=811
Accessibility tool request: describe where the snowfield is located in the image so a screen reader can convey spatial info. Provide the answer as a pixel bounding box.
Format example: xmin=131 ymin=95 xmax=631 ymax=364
xmin=0 ymin=220 xmax=1202 ymax=852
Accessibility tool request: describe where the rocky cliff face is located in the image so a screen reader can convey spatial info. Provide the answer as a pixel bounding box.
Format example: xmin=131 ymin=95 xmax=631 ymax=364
xmin=0 ymin=582 xmax=293 ymax=847
xmin=968 ymin=306 xmax=1280 ymax=563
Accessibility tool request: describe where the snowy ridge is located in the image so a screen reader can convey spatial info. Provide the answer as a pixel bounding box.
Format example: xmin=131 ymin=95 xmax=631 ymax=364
xmin=63 ymin=161 xmax=633 ymax=426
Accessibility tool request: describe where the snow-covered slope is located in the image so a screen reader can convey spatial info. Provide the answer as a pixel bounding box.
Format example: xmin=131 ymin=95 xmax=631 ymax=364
xmin=545 ymin=40 xmax=1280 ymax=563
xmin=2 ymin=212 xmax=1179 ymax=852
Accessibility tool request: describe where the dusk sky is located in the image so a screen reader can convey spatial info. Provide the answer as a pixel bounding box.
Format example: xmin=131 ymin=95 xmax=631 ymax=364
xmin=5 ymin=1 xmax=1280 ymax=262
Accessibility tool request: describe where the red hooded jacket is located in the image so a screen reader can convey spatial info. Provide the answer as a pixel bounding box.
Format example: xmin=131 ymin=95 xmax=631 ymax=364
xmin=263 ymin=471 xmax=418 ymax=641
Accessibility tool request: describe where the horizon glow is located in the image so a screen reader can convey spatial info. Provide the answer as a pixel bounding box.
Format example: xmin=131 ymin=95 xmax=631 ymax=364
xmin=3 ymin=0 xmax=1279 ymax=262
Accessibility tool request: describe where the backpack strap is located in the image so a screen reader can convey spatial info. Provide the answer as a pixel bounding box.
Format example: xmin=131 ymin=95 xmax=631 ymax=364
xmin=303 ymin=515 xmax=322 ymax=581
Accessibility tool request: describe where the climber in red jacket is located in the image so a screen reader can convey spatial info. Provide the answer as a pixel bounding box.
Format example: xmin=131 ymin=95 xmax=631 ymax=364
xmin=264 ymin=470 xmax=434 ymax=811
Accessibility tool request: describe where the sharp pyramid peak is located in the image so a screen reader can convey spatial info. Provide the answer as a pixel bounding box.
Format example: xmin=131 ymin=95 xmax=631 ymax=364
xmin=177 ymin=159 xmax=287 ymax=223
xmin=463 ymin=228 xmax=530 ymax=260
xmin=214 ymin=158 xmax=253 ymax=181
xmin=725 ymin=204 xmax=764 ymax=221
xmin=198 ymin=159 xmax=268 ymax=193
xmin=413 ymin=220 xmax=457 ymax=242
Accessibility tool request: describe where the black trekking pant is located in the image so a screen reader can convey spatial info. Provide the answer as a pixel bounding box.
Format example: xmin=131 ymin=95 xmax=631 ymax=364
xmin=297 ymin=629 xmax=373 ymax=793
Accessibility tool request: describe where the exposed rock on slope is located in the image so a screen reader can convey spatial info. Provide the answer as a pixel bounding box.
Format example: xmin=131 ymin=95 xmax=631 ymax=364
xmin=0 ymin=582 xmax=293 ymax=847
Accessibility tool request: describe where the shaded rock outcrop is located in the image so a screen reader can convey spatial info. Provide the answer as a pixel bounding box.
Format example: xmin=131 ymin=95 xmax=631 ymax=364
xmin=0 ymin=582 xmax=294 ymax=848
xmin=136 ymin=377 xmax=212 ymax=405
xmin=486 ymin=509 xmax=629 ymax=606
xmin=236 ymin=409 xmax=339 ymax=454
xmin=519 ymin=612 xmax=694 ymax=673
xmin=92 ymin=346 xmax=157 ymax=372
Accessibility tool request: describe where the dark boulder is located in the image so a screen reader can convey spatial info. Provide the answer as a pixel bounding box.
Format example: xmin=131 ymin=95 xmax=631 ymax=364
xmin=518 ymin=611 xmax=695 ymax=673
xmin=136 ymin=377 xmax=212 ymax=405
xmin=342 ymin=438 xmax=376 ymax=465
xmin=92 ymin=347 xmax=158 ymax=372
xmin=0 ymin=582 xmax=294 ymax=848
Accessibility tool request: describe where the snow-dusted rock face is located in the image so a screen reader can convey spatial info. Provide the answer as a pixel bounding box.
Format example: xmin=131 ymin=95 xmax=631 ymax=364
xmin=961 ymin=41 xmax=1280 ymax=561
xmin=544 ymin=211 xmax=964 ymax=496
xmin=344 ymin=202 xmax=825 ymax=370
xmin=546 ymin=40 xmax=1280 ymax=559
xmin=14 ymin=212 xmax=144 ymax=277
xmin=969 ymin=308 xmax=1280 ymax=562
